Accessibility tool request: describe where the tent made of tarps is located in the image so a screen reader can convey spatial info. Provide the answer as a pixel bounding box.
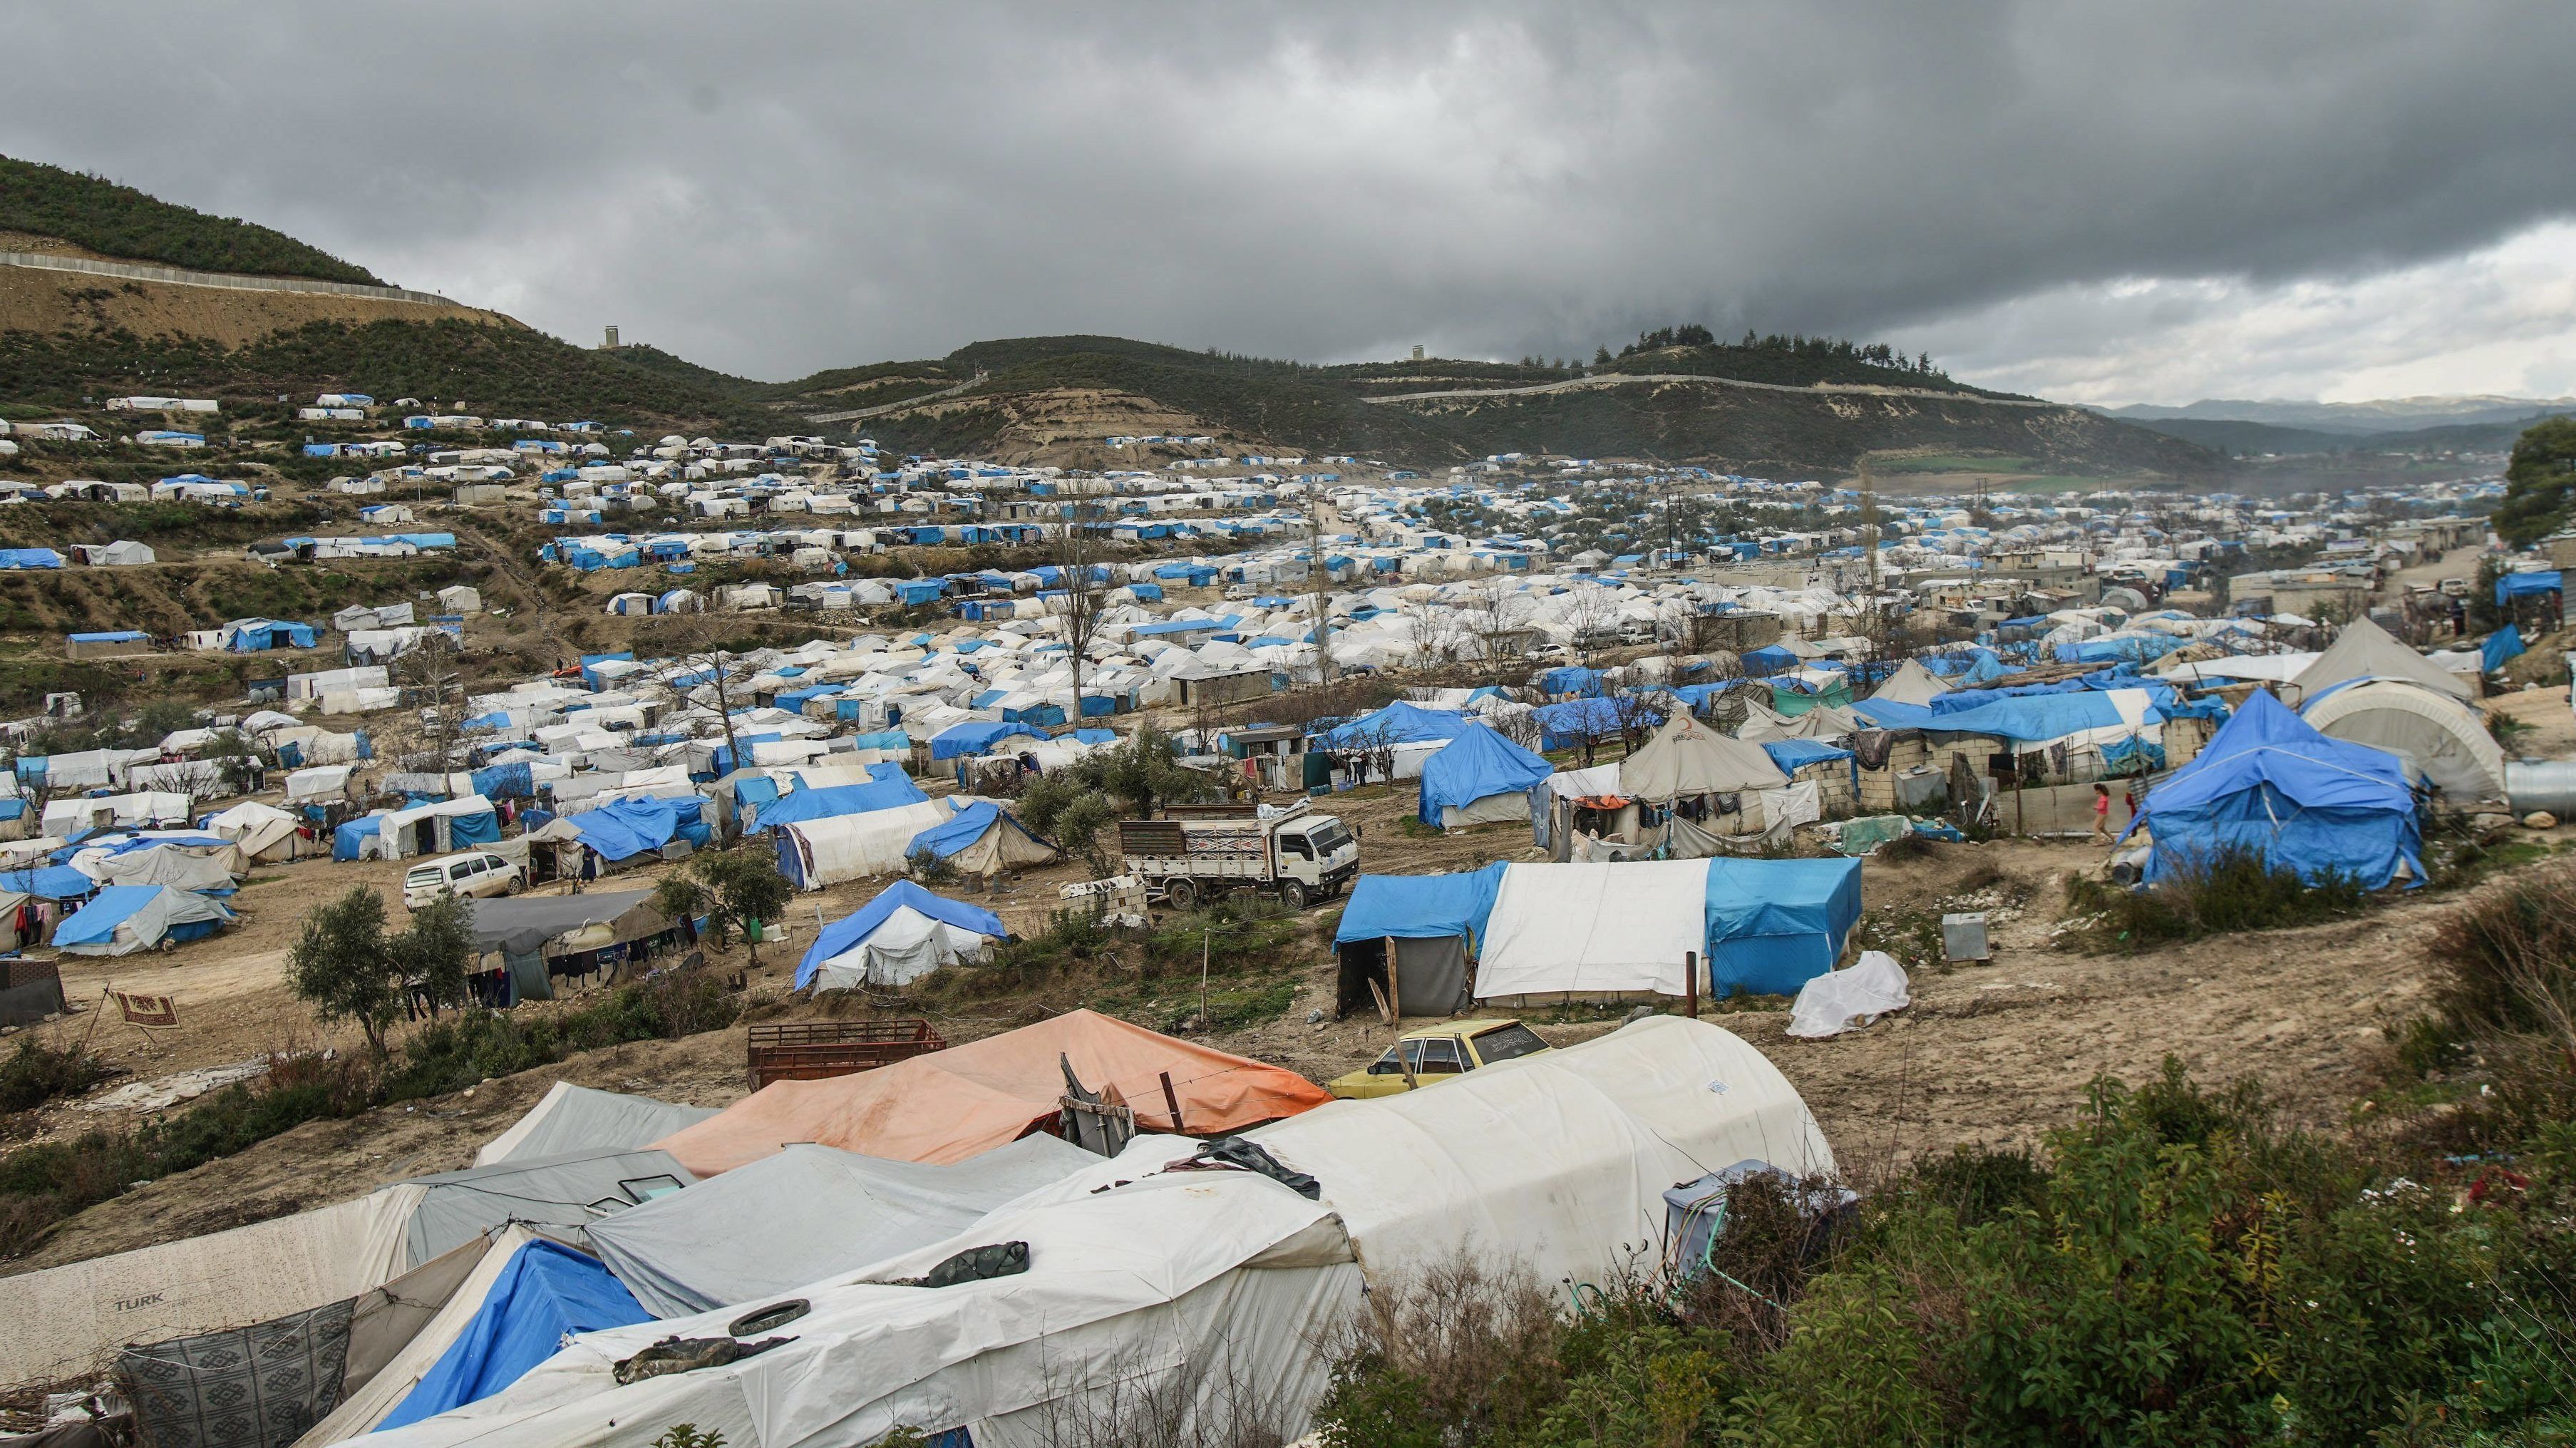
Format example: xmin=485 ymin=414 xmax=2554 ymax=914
xmin=562 ymin=796 xmax=709 ymax=862
xmin=380 ymin=795 xmax=503 ymax=861
xmin=399 ymin=1149 xmax=696 ymax=1265
xmin=1474 ymin=861 xmax=1716 ymax=1000
xmin=2291 ymin=615 xmax=2476 ymax=703
xmin=796 ymin=878 xmax=1009 ymax=990
xmin=1416 ymin=726 xmax=1552 ymax=827
xmin=654 ymin=1008 xmax=1331 ymax=1174
xmin=1703 ymin=857 xmax=1863 ymax=998
xmin=1870 ymin=657 xmax=1954 ymax=707
xmin=745 ymin=773 xmax=929 ymax=831
xmin=902 ymin=798 xmax=1058 ymax=876
xmin=332 ymin=813 xmax=383 ymax=861
xmin=1531 ymin=696 xmax=1644 ymax=750
xmin=0 ymin=1184 xmax=431 ymax=1387
xmin=376 ymin=1241 xmax=649 ymax=1432
xmin=2498 ymin=568 xmax=2562 ymax=605
xmin=928 ymin=719 xmax=1047 ymax=761
xmin=74 ymin=841 xmax=237 ymax=894
xmin=2125 ymin=689 xmax=2422 ymax=889
xmin=52 ymin=884 xmax=235 ymax=955
xmin=2299 ymin=678 xmax=2506 ymax=802
xmin=322 ymin=1022 xmax=1833 ymax=1448
xmin=463 ymin=890 xmax=666 ymax=958
xmin=774 ymin=799 xmax=949 ymax=889
xmin=0 ymin=864 xmax=93 ymax=900
xmin=1616 ymin=714 xmax=1787 ymax=802
xmin=473 ymin=1082 xmax=717 ymax=1168
xmin=205 ymin=799 xmax=304 ymax=862
xmin=585 ymin=1136 xmax=1095 ymax=1318
xmin=351 ymin=1159 xmax=1351 ymax=1448
xmin=1331 ymin=863 xmax=1505 ymax=1018
xmin=1312 ymin=700 xmax=1473 ymax=749
xmin=294 ymin=1226 xmax=567 ymax=1447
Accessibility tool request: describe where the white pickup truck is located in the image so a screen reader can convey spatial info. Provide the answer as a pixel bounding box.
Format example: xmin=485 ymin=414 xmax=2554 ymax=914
xmin=1115 ymin=799 xmax=1359 ymax=910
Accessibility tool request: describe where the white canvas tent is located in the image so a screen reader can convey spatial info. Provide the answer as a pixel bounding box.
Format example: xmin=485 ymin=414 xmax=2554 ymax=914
xmin=2301 ymin=679 xmax=2507 ymax=801
xmin=0 ymin=1185 xmax=429 ymax=1386
xmin=206 ymin=799 xmax=307 ymax=862
xmin=2291 ymin=615 xmax=2475 ymax=702
xmin=1616 ymin=714 xmax=1786 ymax=802
xmin=1870 ymin=658 xmax=1954 ymax=707
xmin=776 ymin=799 xmax=949 ymax=889
xmin=806 ymin=904 xmax=999 ymax=989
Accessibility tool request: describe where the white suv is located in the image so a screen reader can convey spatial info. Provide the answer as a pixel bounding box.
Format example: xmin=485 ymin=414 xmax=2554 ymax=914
xmin=403 ymin=851 xmax=521 ymax=909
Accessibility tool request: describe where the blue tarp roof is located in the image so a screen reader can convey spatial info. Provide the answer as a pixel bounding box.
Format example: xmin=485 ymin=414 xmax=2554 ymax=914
xmin=66 ymin=630 xmax=149 ymax=644
xmin=1333 ymin=862 xmax=1507 ymax=948
xmin=0 ymin=865 xmax=93 ymax=900
xmin=1705 ymin=858 xmax=1863 ymax=998
xmin=378 ymin=1241 xmax=648 ymax=1431
xmin=2498 ymin=570 xmax=2562 ymax=605
xmin=1853 ymin=688 xmax=2156 ymax=740
xmin=904 ymin=799 xmax=1050 ymax=866
xmin=51 ymin=884 xmax=233 ymax=950
xmin=1417 ymin=726 xmax=1552 ymax=825
xmin=563 ymin=796 xmax=709 ymax=861
xmin=929 ymin=720 xmax=1049 ymax=761
xmin=1532 ymin=697 xmax=1647 ymax=746
xmin=331 ymin=815 xmax=383 ymax=861
xmin=751 ymin=771 xmax=929 ymax=830
xmin=2123 ymin=689 xmax=2421 ymax=890
xmin=1313 ymin=701 xmax=1475 ymax=749
xmin=1539 ymin=666 xmax=1607 ymax=697
xmin=795 ymin=880 xmax=1009 ymax=989
xmin=1759 ymin=739 xmax=1856 ymax=774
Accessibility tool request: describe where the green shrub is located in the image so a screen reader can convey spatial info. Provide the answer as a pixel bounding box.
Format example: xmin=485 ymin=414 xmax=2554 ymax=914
xmin=2064 ymin=843 xmax=2368 ymax=949
xmin=0 ymin=1038 xmax=114 ymax=1114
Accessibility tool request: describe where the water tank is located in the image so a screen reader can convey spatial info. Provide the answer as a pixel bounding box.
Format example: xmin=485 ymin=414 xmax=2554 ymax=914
xmin=2506 ymin=759 xmax=2576 ymax=818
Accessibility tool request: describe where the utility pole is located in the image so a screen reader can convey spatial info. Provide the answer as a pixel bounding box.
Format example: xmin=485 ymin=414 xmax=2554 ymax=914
xmin=1307 ymin=486 xmax=1334 ymax=683
xmin=1860 ymin=456 xmax=1887 ymax=657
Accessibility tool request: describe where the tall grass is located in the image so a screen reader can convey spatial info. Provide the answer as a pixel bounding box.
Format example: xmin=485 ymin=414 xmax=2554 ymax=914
xmin=2064 ymin=842 xmax=2367 ymax=949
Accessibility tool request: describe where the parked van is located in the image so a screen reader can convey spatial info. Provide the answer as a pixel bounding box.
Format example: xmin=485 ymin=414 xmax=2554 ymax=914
xmin=403 ymin=850 xmax=520 ymax=909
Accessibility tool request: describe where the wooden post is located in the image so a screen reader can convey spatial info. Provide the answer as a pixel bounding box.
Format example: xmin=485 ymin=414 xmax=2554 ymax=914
xmin=1159 ymin=1070 xmax=1185 ymax=1134
xmin=1684 ymin=950 xmax=1699 ymax=1019
xmin=1384 ymin=936 xmax=1399 ymax=1021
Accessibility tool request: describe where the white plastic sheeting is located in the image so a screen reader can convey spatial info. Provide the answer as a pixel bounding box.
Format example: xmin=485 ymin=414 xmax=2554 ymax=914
xmin=1786 ymin=950 xmax=1913 ymax=1038
xmin=473 ymin=1082 xmax=718 ymax=1168
xmin=1475 ymin=860 xmax=1713 ymax=998
xmin=0 ymin=1184 xmax=428 ymax=1386
xmin=356 ymin=1171 xmax=1359 ymax=1448
xmin=778 ymin=800 xmax=949 ymax=890
xmin=806 ymin=905 xmax=997 ymax=989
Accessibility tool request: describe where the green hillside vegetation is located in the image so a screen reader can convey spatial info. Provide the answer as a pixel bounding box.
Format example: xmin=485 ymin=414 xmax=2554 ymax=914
xmin=1599 ymin=328 xmax=2010 ymax=396
xmin=2120 ymin=416 xmax=2357 ymax=455
xmin=0 ymin=155 xmax=384 ymax=285
xmin=0 ymin=319 xmax=779 ymax=433
xmin=2492 ymin=415 xmax=2576 ymax=546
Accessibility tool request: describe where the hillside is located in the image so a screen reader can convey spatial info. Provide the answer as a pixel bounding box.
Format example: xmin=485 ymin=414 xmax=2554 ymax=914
xmin=0 ymin=319 xmax=781 ymax=434
xmin=2119 ymin=411 xmax=2572 ymax=457
xmin=0 ymin=155 xmax=383 ymax=284
xmin=824 ymin=335 xmax=2214 ymax=476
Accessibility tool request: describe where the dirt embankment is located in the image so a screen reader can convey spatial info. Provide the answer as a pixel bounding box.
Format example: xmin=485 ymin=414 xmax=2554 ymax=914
xmin=0 ymin=264 xmax=515 ymax=347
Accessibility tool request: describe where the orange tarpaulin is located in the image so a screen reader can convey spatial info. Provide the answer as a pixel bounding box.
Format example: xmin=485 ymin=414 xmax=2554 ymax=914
xmin=654 ymin=1009 xmax=1332 ymax=1174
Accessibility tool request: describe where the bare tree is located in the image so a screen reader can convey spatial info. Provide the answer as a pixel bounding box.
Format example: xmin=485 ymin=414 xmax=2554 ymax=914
xmin=383 ymin=630 xmax=468 ymax=779
xmin=1398 ymin=597 xmax=1463 ymax=668
xmin=1462 ymin=575 xmax=1533 ymax=683
xmin=1558 ymin=583 xmax=1619 ymax=667
xmin=645 ymin=615 xmax=748 ymax=783
xmin=1049 ymin=500 xmax=1112 ymax=725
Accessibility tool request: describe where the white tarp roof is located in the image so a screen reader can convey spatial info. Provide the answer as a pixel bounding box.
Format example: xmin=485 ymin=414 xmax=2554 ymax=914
xmin=2292 ymin=615 xmax=2475 ymax=701
xmin=584 ymin=1136 xmax=1095 ymax=1318
xmin=1474 ymin=860 xmax=1714 ymax=997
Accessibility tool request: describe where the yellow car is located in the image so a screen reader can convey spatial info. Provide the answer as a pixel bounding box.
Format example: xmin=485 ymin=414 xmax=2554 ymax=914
xmin=1326 ymin=1019 xmax=1553 ymax=1099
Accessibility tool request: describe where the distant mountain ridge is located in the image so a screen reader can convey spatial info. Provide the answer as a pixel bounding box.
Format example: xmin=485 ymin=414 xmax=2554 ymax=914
xmin=2103 ymin=394 xmax=2576 ymax=434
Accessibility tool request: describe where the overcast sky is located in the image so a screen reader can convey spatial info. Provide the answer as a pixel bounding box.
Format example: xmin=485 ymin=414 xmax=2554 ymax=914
xmin=9 ymin=1 xmax=2576 ymax=405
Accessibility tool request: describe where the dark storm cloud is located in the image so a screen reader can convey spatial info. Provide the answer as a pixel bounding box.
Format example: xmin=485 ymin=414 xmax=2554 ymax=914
xmin=6 ymin=1 xmax=2574 ymax=392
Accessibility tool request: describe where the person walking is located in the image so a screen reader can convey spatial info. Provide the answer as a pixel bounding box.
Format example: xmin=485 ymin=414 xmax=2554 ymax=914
xmin=2091 ymin=782 xmax=2113 ymax=843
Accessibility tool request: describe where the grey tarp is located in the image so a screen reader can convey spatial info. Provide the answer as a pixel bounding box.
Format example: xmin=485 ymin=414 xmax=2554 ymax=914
xmin=582 ymin=1136 xmax=1095 ymax=1318
xmin=398 ymin=1149 xmax=695 ymax=1265
xmin=2292 ymin=615 xmax=2477 ymax=702
xmin=120 ymin=1297 xmax=355 ymax=1448
xmin=1390 ymin=936 xmax=1470 ymax=1017
xmin=462 ymin=891 xmax=661 ymax=956
xmin=1617 ymin=715 xmax=1787 ymax=801
xmin=473 ymin=1083 xmax=719 ymax=1168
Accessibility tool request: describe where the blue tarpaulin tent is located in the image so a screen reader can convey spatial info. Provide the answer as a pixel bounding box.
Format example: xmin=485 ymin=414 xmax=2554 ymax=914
xmin=0 ymin=549 xmax=64 ymax=570
xmin=377 ymin=1241 xmax=648 ymax=1431
xmin=470 ymin=762 xmax=535 ymax=800
xmin=1704 ymin=858 xmax=1863 ymax=998
xmin=1312 ymin=702 xmax=1473 ymax=750
xmin=1742 ymin=645 xmax=1798 ymax=678
xmin=2122 ymin=689 xmax=2421 ymax=890
xmin=795 ymin=880 xmax=1009 ymax=990
xmin=1759 ymin=739 xmax=1857 ymax=776
xmin=222 ymin=618 xmax=316 ymax=652
xmin=1539 ymin=667 xmax=1607 ymax=697
xmin=51 ymin=885 xmax=235 ymax=955
xmin=331 ymin=815 xmax=382 ymax=861
xmin=1417 ymin=726 xmax=1552 ymax=826
xmin=929 ymin=720 xmax=1048 ymax=761
xmin=563 ymin=797 xmax=710 ymax=862
xmin=1332 ymin=863 xmax=1506 ymax=949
